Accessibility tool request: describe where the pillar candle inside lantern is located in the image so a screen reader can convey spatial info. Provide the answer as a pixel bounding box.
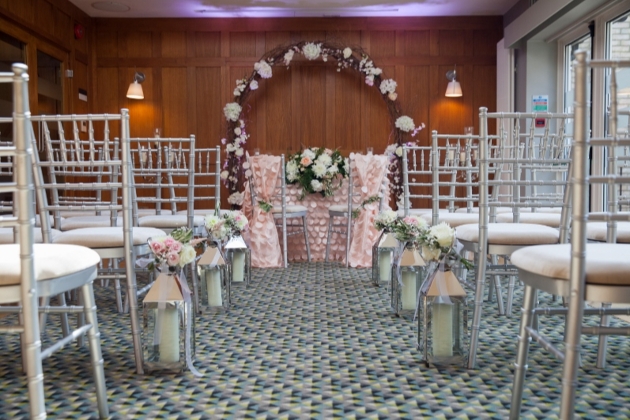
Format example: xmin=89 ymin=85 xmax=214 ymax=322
xmin=205 ymin=269 xmax=222 ymax=306
xmin=157 ymin=307 xmax=180 ymax=363
xmin=432 ymin=302 xmax=454 ymax=357
xmin=232 ymin=251 xmax=245 ymax=282
xmin=401 ymin=271 xmax=417 ymax=310
xmin=379 ymin=250 xmax=391 ymax=281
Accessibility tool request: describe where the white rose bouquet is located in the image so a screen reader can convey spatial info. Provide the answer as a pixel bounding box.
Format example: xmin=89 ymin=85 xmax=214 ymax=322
xmin=374 ymin=209 xmax=398 ymax=232
xmin=205 ymin=210 xmax=249 ymax=241
xmin=285 ymin=147 xmax=348 ymax=200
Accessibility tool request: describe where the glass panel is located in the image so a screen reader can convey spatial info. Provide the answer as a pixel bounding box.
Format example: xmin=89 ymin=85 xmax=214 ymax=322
xmin=36 ymin=50 xmax=63 ymax=115
xmin=564 ymin=34 xmax=591 ymax=115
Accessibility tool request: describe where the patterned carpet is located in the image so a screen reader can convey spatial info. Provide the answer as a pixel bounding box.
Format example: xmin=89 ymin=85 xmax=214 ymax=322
xmin=1 ymin=262 xmax=630 ymax=419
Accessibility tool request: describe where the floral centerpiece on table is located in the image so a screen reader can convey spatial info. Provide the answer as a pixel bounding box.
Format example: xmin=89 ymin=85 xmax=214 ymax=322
xmin=374 ymin=209 xmax=398 ymax=232
xmin=205 ymin=210 xmax=249 ymax=242
xmin=286 ymin=147 xmax=349 ymax=199
xmin=148 ymin=227 xmax=200 ymax=271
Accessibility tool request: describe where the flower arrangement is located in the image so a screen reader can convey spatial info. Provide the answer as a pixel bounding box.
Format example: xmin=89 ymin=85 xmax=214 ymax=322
xmin=218 ymin=39 xmax=425 ymax=209
xmin=148 ymin=227 xmax=199 ymax=270
xmin=285 ymin=147 xmax=348 ymax=199
xmin=374 ymin=209 xmax=398 ymax=232
xmin=205 ymin=210 xmax=249 ymax=242
xmin=391 ymin=215 xmax=428 ymax=243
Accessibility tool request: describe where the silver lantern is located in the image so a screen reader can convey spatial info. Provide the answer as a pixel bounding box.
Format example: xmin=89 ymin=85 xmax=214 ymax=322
xmin=224 ymin=235 xmax=251 ymax=287
xmin=371 ymin=231 xmax=397 ymax=287
xmin=391 ymin=244 xmax=426 ymax=319
xmin=197 ymin=243 xmax=230 ymax=313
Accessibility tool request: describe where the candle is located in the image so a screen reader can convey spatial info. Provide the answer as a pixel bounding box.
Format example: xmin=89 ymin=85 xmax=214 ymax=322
xmin=448 ymin=150 xmax=455 ymax=161
xmin=473 ymin=149 xmax=478 ymax=161
xmin=432 ymin=303 xmax=454 ymax=357
xmin=378 ymin=250 xmax=391 ymax=281
xmin=401 ymin=271 xmax=417 ymax=310
xmin=460 ymin=151 xmax=466 ymax=164
xmin=232 ymin=251 xmax=245 ymax=282
xmin=157 ymin=307 xmax=180 ymax=363
xmin=205 ymin=269 xmax=223 ymax=307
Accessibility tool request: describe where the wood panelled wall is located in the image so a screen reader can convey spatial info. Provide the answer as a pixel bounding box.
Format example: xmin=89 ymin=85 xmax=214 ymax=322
xmin=0 ymin=0 xmax=93 ymax=116
xmin=93 ymin=17 xmax=502 ymax=157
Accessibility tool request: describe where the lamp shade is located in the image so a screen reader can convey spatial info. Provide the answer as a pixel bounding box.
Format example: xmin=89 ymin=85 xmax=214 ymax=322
xmin=126 ymin=81 xmax=144 ymax=99
xmin=445 ymin=80 xmax=462 ymax=97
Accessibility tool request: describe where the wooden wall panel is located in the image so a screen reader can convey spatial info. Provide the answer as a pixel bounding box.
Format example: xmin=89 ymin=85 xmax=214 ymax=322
xmin=230 ymin=32 xmax=256 ymax=57
xmin=404 ymin=31 xmax=431 ymax=56
xmin=161 ymin=32 xmax=187 ymax=58
xmin=264 ymin=65 xmax=292 ymax=154
xmin=118 ymin=32 xmax=154 ymax=58
xmin=195 ymin=67 xmax=223 ymax=148
xmin=193 ymin=32 xmax=221 ymax=57
xmin=370 ymin=31 xmax=396 ymax=57
xmin=162 ymin=67 xmax=189 ymax=137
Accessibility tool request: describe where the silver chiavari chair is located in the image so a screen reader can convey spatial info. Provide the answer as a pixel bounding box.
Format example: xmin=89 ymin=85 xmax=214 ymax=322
xmin=400 ymin=142 xmax=434 ymax=217
xmin=457 ymin=108 xmax=573 ymax=369
xmin=175 ymin=146 xmax=223 ymax=216
xmin=31 ymin=111 xmax=166 ymax=375
xmin=509 ymin=50 xmax=630 ymax=420
xmin=0 ymin=64 xmax=108 ymax=419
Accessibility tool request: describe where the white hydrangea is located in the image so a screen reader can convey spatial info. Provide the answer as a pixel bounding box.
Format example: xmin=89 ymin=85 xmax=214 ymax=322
xmin=227 ymin=192 xmax=244 ymax=205
xmin=223 ymin=102 xmax=242 ymax=122
xmin=312 ymin=162 xmax=327 ymax=178
xmin=343 ymin=47 xmax=352 ymax=59
xmin=301 ymin=148 xmax=316 ymax=160
xmin=395 ymin=116 xmax=415 ymax=132
xmin=284 ymin=49 xmax=295 ymax=66
xmin=179 ymin=245 xmax=197 ymax=266
xmin=220 ymin=170 xmax=229 ymax=180
xmin=375 ymin=209 xmax=397 ymax=225
xmin=395 ymin=146 xmax=403 ymax=157
xmin=310 ymin=179 xmax=323 ymax=192
xmin=250 ymin=80 xmax=259 ymax=90
xmin=234 ymin=127 xmax=242 ymax=135
xmin=380 ymin=79 xmax=397 ymax=95
xmin=302 ymin=42 xmax=322 ymax=60
xmin=235 ymin=148 xmax=244 ymax=157
xmin=327 ymin=164 xmax=338 ymax=175
xmin=315 ymin=153 xmax=332 ymax=167
xmin=254 ymin=60 xmax=272 ymax=79
xmin=429 ymin=222 xmax=455 ymax=248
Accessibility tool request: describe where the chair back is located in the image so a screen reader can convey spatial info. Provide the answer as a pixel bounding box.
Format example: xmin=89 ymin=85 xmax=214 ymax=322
xmin=401 ymin=143 xmax=432 ymax=215
xmin=30 ymin=111 xmax=133 ymax=244
xmin=478 ymin=108 xmax=573 ymax=235
xmin=0 ymin=63 xmax=47 ymax=417
xmin=191 ymin=146 xmax=221 ymax=212
xmin=129 ymin=136 xmax=196 ymax=226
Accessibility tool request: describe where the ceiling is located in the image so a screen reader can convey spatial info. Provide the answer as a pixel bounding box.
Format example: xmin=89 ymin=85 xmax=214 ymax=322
xmin=69 ymin=0 xmax=521 ymax=18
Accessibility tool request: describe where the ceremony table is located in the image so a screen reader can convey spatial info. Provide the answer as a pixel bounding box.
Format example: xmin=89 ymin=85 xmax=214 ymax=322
xmin=242 ymin=153 xmax=390 ymax=267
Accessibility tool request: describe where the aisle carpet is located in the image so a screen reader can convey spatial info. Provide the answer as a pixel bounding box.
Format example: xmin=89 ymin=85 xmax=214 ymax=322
xmin=1 ymin=262 xmax=629 ymax=419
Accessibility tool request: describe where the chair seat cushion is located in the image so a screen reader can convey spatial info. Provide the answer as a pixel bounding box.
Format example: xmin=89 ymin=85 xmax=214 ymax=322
xmin=0 ymin=227 xmax=61 ymax=244
xmin=329 ymin=204 xmax=358 ymax=213
xmin=511 ymin=243 xmax=630 ymax=285
xmin=60 ymin=216 xmax=122 ymax=231
xmin=0 ymin=244 xmax=101 ymax=286
xmin=396 ymin=208 xmax=433 ymax=217
xmin=272 ymin=205 xmax=308 ymax=214
xmin=496 ymin=212 xmax=562 ymax=227
xmin=138 ymin=215 xmax=205 ymax=228
xmin=176 ymin=209 xmax=231 ymax=216
xmin=421 ymin=212 xmax=479 ymax=228
xmin=586 ymin=222 xmax=630 ymax=243
xmin=52 ymin=227 xmax=166 ymax=248
xmin=456 ymin=223 xmax=559 ymax=245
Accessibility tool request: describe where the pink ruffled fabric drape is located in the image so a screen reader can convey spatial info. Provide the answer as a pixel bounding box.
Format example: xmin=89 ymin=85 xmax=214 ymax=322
xmin=347 ymin=154 xmax=390 ymax=268
xmin=248 ymin=155 xmax=283 ymax=268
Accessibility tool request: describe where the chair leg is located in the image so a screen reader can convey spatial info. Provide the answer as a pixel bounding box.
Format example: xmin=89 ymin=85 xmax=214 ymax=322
xmin=490 ymin=255 xmax=505 ymax=315
xmin=80 ymin=281 xmax=109 ymax=419
xmin=325 ymin=215 xmax=334 ymax=262
xmin=596 ymin=302 xmax=611 ymax=368
xmin=345 ymin=215 xmax=352 ymax=268
xmin=506 ymin=275 xmax=517 ymax=317
xmin=124 ymin=258 xmax=145 ymax=374
xmin=190 ymin=260 xmax=200 ymax=314
xmin=57 ymin=293 xmax=71 ymax=339
xmin=468 ymin=247 xmax=487 ymax=369
xmin=302 ymin=216 xmax=311 ymax=262
xmin=509 ymin=284 xmax=538 ymax=420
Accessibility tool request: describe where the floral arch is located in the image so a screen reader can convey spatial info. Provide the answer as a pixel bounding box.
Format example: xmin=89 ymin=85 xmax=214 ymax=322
xmin=220 ymin=40 xmax=423 ymax=207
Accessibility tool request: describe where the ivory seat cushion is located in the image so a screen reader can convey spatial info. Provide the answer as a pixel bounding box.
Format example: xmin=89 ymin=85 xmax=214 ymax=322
xmin=420 ymin=212 xmax=479 ymax=228
xmin=396 ymin=208 xmax=433 ymax=217
xmin=60 ymin=216 xmax=123 ymax=231
xmin=0 ymin=227 xmax=61 ymax=244
xmin=511 ymin=243 xmax=630 ymax=285
xmin=328 ymin=205 xmax=357 ymax=213
xmin=456 ymin=223 xmax=559 ymax=245
xmin=273 ymin=205 xmax=309 ymax=214
xmin=496 ymin=212 xmax=562 ymax=227
xmin=53 ymin=227 xmax=166 ymax=248
xmin=59 ymin=210 xmax=114 ymax=218
xmin=176 ymin=209 xmax=231 ymax=217
xmin=586 ymin=222 xmax=630 ymax=243
xmin=0 ymin=243 xmax=101 ymax=286
xmin=138 ymin=215 xmax=205 ymax=228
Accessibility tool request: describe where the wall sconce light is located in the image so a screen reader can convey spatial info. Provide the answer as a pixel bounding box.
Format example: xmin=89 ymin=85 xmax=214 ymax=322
xmin=126 ymin=71 xmax=145 ymax=99
xmin=445 ymin=66 xmax=462 ymax=98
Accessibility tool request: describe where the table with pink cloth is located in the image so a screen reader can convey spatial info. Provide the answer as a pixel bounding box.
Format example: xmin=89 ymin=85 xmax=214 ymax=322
xmin=242 ymin=153 xmax=390 ymax=268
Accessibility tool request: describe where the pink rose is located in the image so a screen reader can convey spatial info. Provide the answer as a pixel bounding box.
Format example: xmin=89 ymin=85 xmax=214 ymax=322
xmin=300 ymin=156 xmax=313 ymax=167
xmin=325 ymin=148 xmax=333 ymax=156
xmin=169 ymin=240 xmax=182 ymax=253
xmin=163 ymin=237 xmax=176 ymax=248
xmin=150 ymin=241 xmax=165 ymax=255
xmin=166 ymin=252 xmax=180 ymax=266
